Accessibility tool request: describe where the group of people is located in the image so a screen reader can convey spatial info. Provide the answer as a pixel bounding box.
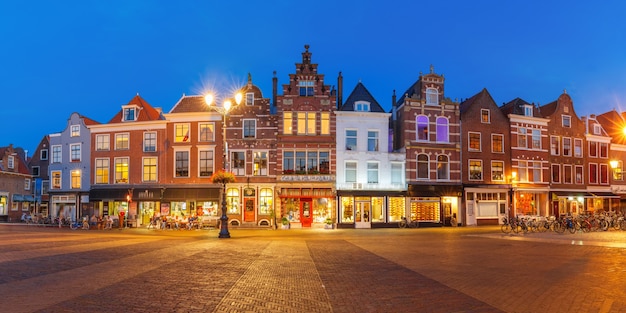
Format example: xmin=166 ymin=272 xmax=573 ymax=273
xmin=88 ymin=214 xmax=117 ymax=230
xmin=152 ymin=214 xmax=201 ymax=230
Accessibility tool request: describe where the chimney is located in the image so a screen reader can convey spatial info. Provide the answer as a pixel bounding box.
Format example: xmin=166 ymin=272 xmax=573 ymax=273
xmin=337 ymin=71 xmax=343 ymax=109
xmin=272 ymin=71 xmax=277 ymax=109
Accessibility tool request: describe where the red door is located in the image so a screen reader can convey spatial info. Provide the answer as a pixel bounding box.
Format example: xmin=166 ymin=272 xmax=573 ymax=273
xmin=300 ymin=199 xmax=312 ymax=227
xmin=244 ymin=198 xmax=255 ymax=222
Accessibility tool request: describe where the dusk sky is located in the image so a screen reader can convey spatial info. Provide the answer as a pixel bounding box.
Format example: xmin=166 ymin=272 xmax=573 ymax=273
xmin=2 ymin=1 xmax=626 ymax=154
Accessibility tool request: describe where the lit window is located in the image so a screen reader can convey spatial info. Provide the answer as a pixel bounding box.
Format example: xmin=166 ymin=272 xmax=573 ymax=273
xmin=492 ymin=134 xmax=504 ymax=153
xmin=143 ymin=157 xmax=157 ymax=182
xmin=175 ymin=124 xmax=190 ymax=143
xmin=416 ymin=116 xmax=428 ymax=140
xmin=283 ymin=112 xmax=293 ymax=135
xmin=231 ymin=151 xmax=245 ymax=176
xmin=115 ymin=157 xmax=129 ymax=183
xmin=481 ymin=109 xmax=490 ymax=123
xmin=95 ymin=158 xmax=110 ymax=184
xmin=71 ymin=170 xmax=81 ymax=189
xmin=115 ymin=133 xmax=129 ymax=150
xmin=253 ymin=152 xmax=267 ymax=176
xmin=436 ymin=117 xmax=449 ymax=142
xmin=226 ymin=188 xmax=240 ymax=214
xmin=243 ymin=119 xmax=256 ymax=138
xmin=491 ymin=161 xmax=504 ymax=181
xmin=468 ymin=132 xmax=481 ymax=151
xmin=297 ymin=112 xmax=316 ymax=135
xmin=469 ymin=160 xmax=482 ymax=181
xmin=70 ymin=125 xmax=80 ymax=137
xmin=51 ymin=171 xmax=61 ymax=189
xmin=321 ymin=112 xmax=330 ymax=135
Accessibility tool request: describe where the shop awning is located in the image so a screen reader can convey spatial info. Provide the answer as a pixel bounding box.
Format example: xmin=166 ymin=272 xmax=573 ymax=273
xmin=163 ymin=188 xmax=220 ymax=201
xmin=12 ymin=194 xmax=24 ymax=202
xmin=408 ymin=184 xmax=463 ymax=197
xmin=590 ymin=192 xmax=620 ymax=198
xmin=551 ymin=191 xmax=594 ymax=198
xmin=89 ymin=189 xmax=130 ymax=201
xmin=23 ymin=195 xmax=35 ymax=202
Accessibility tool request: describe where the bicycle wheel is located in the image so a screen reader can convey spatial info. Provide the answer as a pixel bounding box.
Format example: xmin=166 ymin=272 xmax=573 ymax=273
xmin=398 ymin=220 xmax=407 ymax=228
xmin=70 ymin=223 xmax=78 ymax=230
xmin=568 ymin=223 xmax=577 ymax=234
xmin=555 ymin=222 xmax=565 ymax=234
xmin=501 ymin=224 xmax=511 ymax=234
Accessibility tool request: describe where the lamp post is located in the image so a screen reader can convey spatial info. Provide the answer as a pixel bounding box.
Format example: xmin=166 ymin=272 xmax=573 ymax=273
xmin=205 ymin=92 xmax=243 ymax=238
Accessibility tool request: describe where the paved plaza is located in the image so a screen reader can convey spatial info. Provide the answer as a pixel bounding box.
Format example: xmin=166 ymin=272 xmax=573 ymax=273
xmin=1 ymin=224 xmax=626 ymax=313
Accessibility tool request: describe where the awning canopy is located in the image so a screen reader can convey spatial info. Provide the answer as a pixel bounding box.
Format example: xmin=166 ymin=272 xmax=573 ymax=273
xmin=590 ymin=192 xmax=620 ymax=198
xmin=12 ymin=194 xmax=24 ymax=202
xmin=89 ymin=189 xmax=130 ymax=201
xmin=23 ymin=195 xmax=35 ymax=202
xmin=551 ymin=191 xmax=594 ymax=198
xmin=408 ymin=184 xmax=463 ymax=197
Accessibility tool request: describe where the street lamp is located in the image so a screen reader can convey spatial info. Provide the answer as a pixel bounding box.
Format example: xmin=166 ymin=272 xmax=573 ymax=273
xmin=205 ymin=91 xmax=243 ymax=238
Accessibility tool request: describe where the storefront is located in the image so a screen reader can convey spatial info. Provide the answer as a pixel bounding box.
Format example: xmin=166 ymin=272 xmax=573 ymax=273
xmin=407 ymin=185 xmax=462 ymax=227
xmin=277 ymin=187 xmax=334 ymax=228
xmin=222 ymin=183 xmax=275 ymax=227
xmin=162 ymin=187 xmax=220 ymax=225
xmin=550 ymin=191 xmax=619 ymax=217
xmin=0 ymin=192 xmax=7 ymax=221
xmin=465 ymin=187 xmax=510 ymax=226
xmin=337 ymin=191 xmax=406 ymax=228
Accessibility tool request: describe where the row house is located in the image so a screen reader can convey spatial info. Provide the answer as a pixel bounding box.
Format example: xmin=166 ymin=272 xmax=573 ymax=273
xmin=27 ymin=135 xmax=51 ymax=217
xmin=165 ymin=75 xmax=278 ymax=228
xmin=597 ymin=110 xmax=626 ymax=207
xmin=460 ymin=89 xmax=511 ymax=226
xmin=275 ymin=45 xmax=337 ymax=228
xmin=0 ymin=145 xmax=32 ymax=222
xmin=336 ymin=81 xmax=405 ymax=229
xmin=48 ymin=113 xmax=99 ymax=220
xmin=392 ymin=66 xmax=462 ymax=226
xmin=88 ymin=95 xmax=167 ymax=225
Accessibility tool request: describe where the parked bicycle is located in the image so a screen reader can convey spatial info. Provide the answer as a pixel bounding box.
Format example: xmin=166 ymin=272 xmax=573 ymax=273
xmin=398 ymin=216 xmax=419 ymax=228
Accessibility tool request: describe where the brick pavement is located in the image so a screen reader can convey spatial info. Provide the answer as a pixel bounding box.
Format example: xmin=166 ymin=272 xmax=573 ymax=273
xmin=1 ymin=225 xmax=626 ymax=312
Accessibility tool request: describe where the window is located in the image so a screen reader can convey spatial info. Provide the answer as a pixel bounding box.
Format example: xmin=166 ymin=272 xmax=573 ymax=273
xmin=346 ymin=130 xmax=357 ymax=151
xmin=523 ymin=105 xmax=533 ymax=117
xmin=468 ymin=132 xmax=481 ymax=151
xmin=613 ymin=161 xmax=623 ymax=181
xmin=226 ymin=188 xmax=240 ymax=214
xmin=355 ymin=101 xmax=370 ymax=112
xmin=532 ymin=162 xmax=542 ymax=183
xmin=115 ymin=133 xmax=129 ymax=150
xmin=199 ymin=150 xmax=214 ymax=177
xmin=70 ymin=144 xmax=81 ymax=162
xmin=253 ymin=152 xmax=267 ymax=176
xmin=391 ymin=163 xmax=404 ymax=184
xmin=297 ymin=112 xmax=316 ymax=135
xmin=481 ymin=109 xmax=490 ymax=123
xmin=589 ymin=141 xmax=598 ymax=157
xmin=518 ymin=127 xmax=527 ymax=148
xmin=551 ymin=164 xmax=561 ymax=183
xmin=319 ymin=152 xmax=329 ymax=174
xmin=550 ymin=136 xmax=560 ymax=155
xmin=259 ymin=188 xmax=273 ymax=215
xmin=436 ymin=155 xmax=449 ymax=180
xmin=51 ymin=171 xmax=61 ymax=189
xmin=175 ymin=151 xmax=189 ymax=177
xmin=231 ymin=151 xmax=245 ymax=176
xmin=283 ymin=112 xmax=293 ymax=135
xmin=368 ymin=131 xmax=379 ymax=152
xmin=600 ymin=143 xmax=608 ymax=158
xmin=417 ymin=154 xmax=429 ymax=179
xmin=600 ymin=164 xmax=609 ymax=184
xmin=416 ymin=116 xmax=429 ymax=140
xmin=367 ymin=162 xmax=379 ymax=184
xmin=594 ymin=124 xmax=602 ymax=135
xmin=8 ymin=155 xmax=14 ymax=169
xmin=52 ymin=145 xmax=62 ymax=163
xmin=345 ymin=161 xmax=357 ymax=182
xmin=71 ymin=170 xmax=81 ymax=189
xmin=469 ymin=160 xmax=482 ymax=181
xmin=563 ymin=137 xmax=571 ymax=157
xmin=32 ymin=166 xmax=40 ymax=177
xmin=199 ymin=123 xmax=215 ymax=142
xmin=243 ymin=119 xmax=256 ymax=138
xmin=25 ymin=178 xmax=31 ymax=190
xmin=307 ymin=152 xmax=318 ymax=173
xmin=489 ymin=134 xmax=503 ymax=153
xmin=245 ymin=92 xmax=254 ymax=106
xmin=283 ymin=152 xmax=294 ymax=173
xmin=575 ymin=165 xmax=583 ymax=184
xmin=321 ymin=112 xmax=330 ymax=135
xmin=144 ymin=132 xmax=157 ymax=152
xmin=123 ymin=107 xmax=136 ymax=121
xmin=531 ymin=129 xmax=541 ymax=149
xmin=71 ymin=125 xmax=80 ymax=137
xmin=562 ymin=115 xmax=571 ymax=128
xmin=142 ymin=157 xmax=157 ymax=182
xmin=295 ymin=151 xmax=306 ymax=172
xmin=175 ymin=124 xmax=190 ymax=143
xmin=115 ymin=157 xmax=129 ymax=183
xmin=574 ymin=139 xmax=583 ymax=157
xmin=589 ymin=163 xmax=598 ymax=184
xmin=564 ymin=164 xmax=572 ymax=184
xmin=40 ymin=149 xmax=48 ymax=160
xmin=96 ymin=135 xmax=110 ymax=151
xmin=426 ymin=87 xmax=438 ymax=105
xmin=436 ymin=117 xmax=449 ymax=142
xmin=95 ymin=158 xmax=109 ymax=184
xmin=518 ymin=161 xmax=528 ymax=182
xmin=298 ymin=80 xmax=314 ymax=96
xmin=491 ymin=161 xmax=504 ymax=181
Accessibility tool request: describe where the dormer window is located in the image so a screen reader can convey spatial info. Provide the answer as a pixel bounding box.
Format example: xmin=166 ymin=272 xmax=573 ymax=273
xmin=123 ymin=106 xmax=138 ymax=121
xmin=593 ymin=124 xmax=602 ymax=135
xmin=245 ymin=93 xmax=254 ymax=106
xmin=562 ymin=115 xmax=571 ymax=128
xmin=298 ymin=80 xmax=314 ymax=96
xmin=8 ymin=155 xmax=14 ymax=169
xmin=355 ymin=101 xmax=370 ymax=112
xmin=523 ymin=105 xmax=533 ymax=117
xmin=426 ymin=88 xmax=439 ymax=105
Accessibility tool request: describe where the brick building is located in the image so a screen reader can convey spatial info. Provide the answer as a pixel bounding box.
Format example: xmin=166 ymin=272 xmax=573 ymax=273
xmin=0 ymin=145 xmax=32 ymax=222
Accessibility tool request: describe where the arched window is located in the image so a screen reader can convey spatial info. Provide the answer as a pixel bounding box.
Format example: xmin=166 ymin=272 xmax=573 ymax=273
xmin=416 ymin=116 xmax=429 ymax=141
xmin=226 ymin=188 xmax=240 ymax=214
xmin=436 ymin=155 xmax=449 ymax=180
xmin=436 ymin=117 xmax=449 ymax=142
xmin=417 ymin=154 xmax=429 ymax=179
xmin=426 ymin=88 xmax=439 ymax=105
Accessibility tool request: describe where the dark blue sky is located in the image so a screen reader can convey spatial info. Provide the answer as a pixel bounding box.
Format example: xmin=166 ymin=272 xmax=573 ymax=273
xmin=2 ymin=1 xmax=626 ymax=154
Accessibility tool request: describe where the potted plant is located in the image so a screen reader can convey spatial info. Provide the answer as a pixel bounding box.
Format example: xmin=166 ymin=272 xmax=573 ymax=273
xmin=281 ymin=217 xmax=290 ymax=229
xmin=324 ymin=217 xmax=334 ymax=229
xmin=210 ymin=170 xmax=236 ymax=184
